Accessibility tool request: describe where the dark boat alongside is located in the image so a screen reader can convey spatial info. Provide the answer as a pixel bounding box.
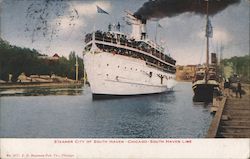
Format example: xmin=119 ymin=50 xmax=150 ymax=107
xmin=192 ymin=1 xmax=220 ymax=102
xmin=192 ymin=66 xmax=219 ymax=101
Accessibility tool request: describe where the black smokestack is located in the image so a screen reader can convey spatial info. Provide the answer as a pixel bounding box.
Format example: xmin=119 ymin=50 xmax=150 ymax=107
xmin=134 ymin=0 xmax=240 ymax=20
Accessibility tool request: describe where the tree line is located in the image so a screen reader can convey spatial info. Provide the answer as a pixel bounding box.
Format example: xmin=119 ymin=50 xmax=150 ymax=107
xmin=1 ymin=37 xmax=249 ymax=83
xmin=0 ymin=38 xmax=84 ymax=82
xmin=221 ymin=55 xmax=250 ymax=82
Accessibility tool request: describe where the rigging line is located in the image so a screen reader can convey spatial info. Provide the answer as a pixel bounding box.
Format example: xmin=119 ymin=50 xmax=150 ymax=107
xmin=155 ymin=21 xmax=158 ymax=43
xmin=165 ymin=44 xmax=170 ymax=55
xmin=163 ymin=41 xmax=170 ymax=56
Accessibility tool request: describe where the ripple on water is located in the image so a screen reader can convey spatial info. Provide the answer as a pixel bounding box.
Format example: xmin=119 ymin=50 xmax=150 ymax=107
xmin=0 ymin=82 xmax=213 ymax=138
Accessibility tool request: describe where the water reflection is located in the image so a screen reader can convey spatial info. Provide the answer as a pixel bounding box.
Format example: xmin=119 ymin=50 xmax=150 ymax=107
xmin=192 ymin=101 xmax=211 ymax=108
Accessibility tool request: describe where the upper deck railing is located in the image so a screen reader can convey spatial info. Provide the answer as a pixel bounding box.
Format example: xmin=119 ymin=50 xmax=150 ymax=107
xmin=85 ymin=31 xmax=176 ymax=66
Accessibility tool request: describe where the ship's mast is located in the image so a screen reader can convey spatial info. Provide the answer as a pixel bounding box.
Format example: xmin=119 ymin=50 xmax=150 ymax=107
xmin=205 ymin=0 xmax=209 ymax=84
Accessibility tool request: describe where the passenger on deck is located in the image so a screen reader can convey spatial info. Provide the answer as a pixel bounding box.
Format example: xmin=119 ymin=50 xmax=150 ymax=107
xmin=117 ymin=22 xmax=120 ymax=31
xmin=108 ymin=23 xmax=112 ymax=31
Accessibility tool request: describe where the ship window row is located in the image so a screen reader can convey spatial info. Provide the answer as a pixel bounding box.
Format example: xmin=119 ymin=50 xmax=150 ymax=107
xmin=106 ymin=65 xmax=174 ymax=80
xmin=108 ymin=64 xmax=174 ymax=80
xmin=97 ymin=44 xmax=176 ymax=74
xmin=85 ymin=31 xmax=176 ymax=65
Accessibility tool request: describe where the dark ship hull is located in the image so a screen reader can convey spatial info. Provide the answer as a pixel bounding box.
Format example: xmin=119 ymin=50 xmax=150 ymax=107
xmin=192 ymin=83 xmax=218 ymax=102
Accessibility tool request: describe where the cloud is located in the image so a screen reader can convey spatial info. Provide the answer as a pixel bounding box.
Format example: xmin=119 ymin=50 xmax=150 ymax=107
xmin=55 ymin=16 xmax=85 ymax=30
xmin=197 ymin=27 xmax=232 ymax=43
xmin=50 ymin=1 xmax=112 ymax=37
xmin=213 ymin=29 xmax=232 ymax=43
xmin=171 ymin=46 xmax=203 ymax=65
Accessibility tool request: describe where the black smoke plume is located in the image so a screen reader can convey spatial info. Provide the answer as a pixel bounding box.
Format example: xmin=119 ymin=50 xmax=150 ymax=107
xmin=134 ymin=0 xmax=240 ymax=20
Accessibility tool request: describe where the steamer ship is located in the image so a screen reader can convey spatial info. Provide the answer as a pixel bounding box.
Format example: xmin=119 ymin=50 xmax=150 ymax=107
xmin=83 ymin=11 xmax=176 ymax=97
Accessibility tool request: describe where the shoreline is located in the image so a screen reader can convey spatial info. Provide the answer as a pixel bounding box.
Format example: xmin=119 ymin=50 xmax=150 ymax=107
xmin=0 ymin=82 xmax=84 ymax=89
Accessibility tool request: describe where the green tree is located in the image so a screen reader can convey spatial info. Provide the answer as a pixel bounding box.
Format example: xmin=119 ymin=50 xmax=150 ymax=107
xmin=221 ymin=55 xmax=250 ymax=82
xmin=0 ymin=39 xmax=84 ymax=82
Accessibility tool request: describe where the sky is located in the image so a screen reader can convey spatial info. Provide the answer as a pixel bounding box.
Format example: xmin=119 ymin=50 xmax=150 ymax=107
xmin=0 ymin=0 xmax=249 ymax=65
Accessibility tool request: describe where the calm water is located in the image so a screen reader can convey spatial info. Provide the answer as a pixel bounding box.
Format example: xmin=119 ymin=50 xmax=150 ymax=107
xmin=0 ymin=82 xmax=213 ymax=138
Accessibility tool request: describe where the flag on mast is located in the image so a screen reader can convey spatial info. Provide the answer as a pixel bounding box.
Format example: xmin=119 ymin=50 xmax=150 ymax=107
xmin=96 ymin=5 xmax=109 ymax=15
xmin=158 ymin=22 xmax=163 ymax=28
xmin=206 ymin=18 xmax=213 ymax=38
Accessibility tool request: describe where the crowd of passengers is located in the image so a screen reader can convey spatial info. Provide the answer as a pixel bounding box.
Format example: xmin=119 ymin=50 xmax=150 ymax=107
xmin=95 ymin=44 xmax=176 ymax=73
xmin=85 ymin=30 xmax=176 ymax=66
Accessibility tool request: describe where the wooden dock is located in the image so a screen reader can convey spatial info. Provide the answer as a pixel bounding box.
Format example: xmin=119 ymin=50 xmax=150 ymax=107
xmin=207 ymin=84 xmax=250 ymax=138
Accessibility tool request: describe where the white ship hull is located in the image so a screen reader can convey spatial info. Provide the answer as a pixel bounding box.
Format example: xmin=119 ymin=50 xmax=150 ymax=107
xmin=84 ymin=52 xmax=176 ymax=96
